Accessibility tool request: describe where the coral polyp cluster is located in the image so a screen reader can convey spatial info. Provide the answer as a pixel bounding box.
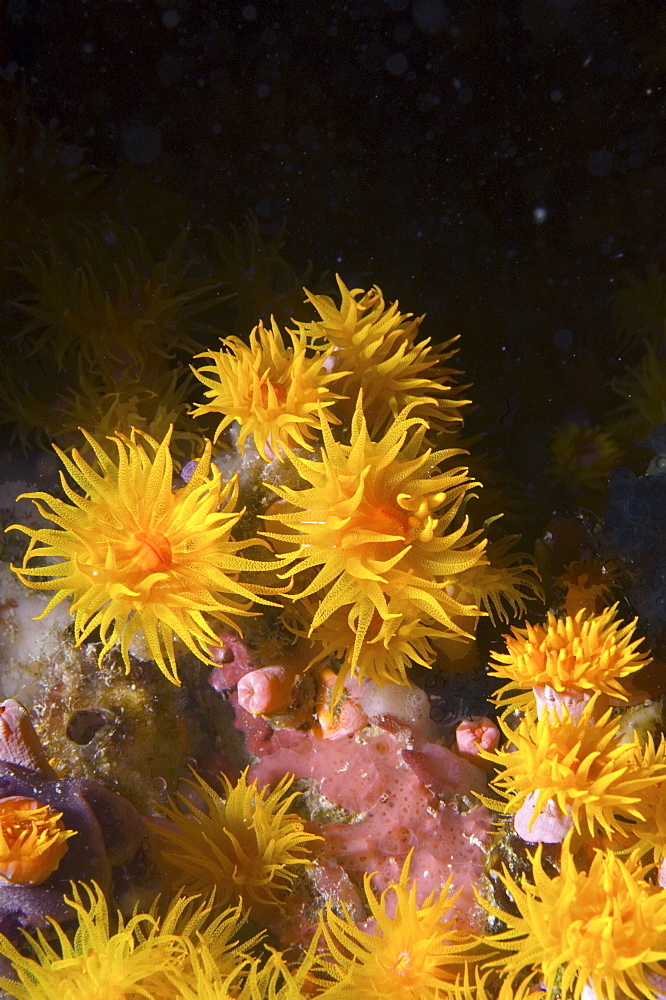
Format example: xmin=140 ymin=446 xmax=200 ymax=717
xmin=7 ymin=48 xmax=666 ymax=998
xmin=8 ymin=427 xmax=277 ymax=683
xmin=481 ymin=605 xmax=666 ymax=839
xmin=462 ymin=600 xmax=666 ymax=1000
xmin=16 ymin=248 xmax=664 ymax=1000
xmin=0 ymin=882 xmax=254 ymax=1000
xmin=6 ymin=269 xmax=543 ymax=696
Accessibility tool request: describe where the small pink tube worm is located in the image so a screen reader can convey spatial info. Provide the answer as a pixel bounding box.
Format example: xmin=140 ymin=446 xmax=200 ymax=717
xmin=648 ymin=971 xmax=666 ymax=1000
xmin=659 ymin=857 xmax=666 ymax=890
xmin=582 ymin=974 xmax=666 ymax=1000
xmin=455 ymin=716 xmax=500 ymax=769
xmin=237 ymin=664 xmax=301 ymax=716
xmin=533 ymin=683 xmax=591 ymax=723
xmin=312 ymin=667 xmax=368 ymax=740
xmin=315 ymin=699 xmax=368 ymax=740
xmin=513 ymin=791 xmax=574 ymax=844
xmin=0 ymin=700 xmax=56 ymax=777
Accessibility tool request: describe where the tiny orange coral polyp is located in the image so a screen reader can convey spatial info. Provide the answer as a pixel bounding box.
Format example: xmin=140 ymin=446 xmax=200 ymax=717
xmin=489 ymin=604 xmax=650 ymax=701
xmin=0 ymin=795 xmax=75 ymax=886
xmin=7 ymin=426 xmax=276 ymax=684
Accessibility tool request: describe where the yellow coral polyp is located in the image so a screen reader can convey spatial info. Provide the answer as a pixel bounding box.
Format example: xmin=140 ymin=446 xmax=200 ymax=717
xmin=549 ymin=422 xmax=622 ymax=492
xmin=0 ymin=881 xmax=253 ymax=1000
xmin=619 ymin=784 xmax=666 ymax=866
xmin=0 ymin=796 xmax=75 ymax=886
xmin=304 ymin=596 xmax=465 ymax=694
xmin=489 ymin=604 xmax=650 ymax=702
xmin=263 ymin=395 xmax=485 ymax=656
xmin=296 ymin=275 xmax=469 ymax=436
xmin=300 ymin=275 xmax=396 ymax=348
xmin=317 ymin=852 xmax=474 ymax=1000
xmin=485 ymin=699 xmax=666 ymax=839
xmin=156 ymin=768 xmax=321 ymax=916
xmin=8 ymin=427 xmax=277 ymax=684
xmin=481 ymin=844 xmax=666 ymax=1000
xmin=613 ymin=263 xmax=666 ymax=348
xmin=52 ymin=368 xmax=199 ymax=460
xmin=190 ymin=318 xmax=346 ymax=461
xmin=456 ymin=534 xmax=544 ymax=625
xmin=16 ymin=225 xmax=220 ymax=374
xmin=610 ymin=341 xmax=666 ymax=447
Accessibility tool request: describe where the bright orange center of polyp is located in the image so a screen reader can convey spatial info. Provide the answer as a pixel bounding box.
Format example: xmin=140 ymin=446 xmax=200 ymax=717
xmin=260 ymin=378 xmax=286 ymax=407
xmin=128 ymin=530 xmax=173 ymax=573
xmin=391 ymin=949 xmax=412 ymax=977
xmin=356 ymin=500 xmax=408 ymax=539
